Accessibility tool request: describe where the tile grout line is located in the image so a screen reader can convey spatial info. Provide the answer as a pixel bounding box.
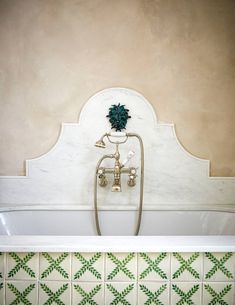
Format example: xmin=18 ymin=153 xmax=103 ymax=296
xmin=70 ymin=252 xmax=72 ymax=305
xmin=136 ymin=252 xmax=139 ymax=305
xmin=234 ymin=253 xmax=235 ymax=305
xmin=38 ymin=252 xmax=40 ymax=305
xmin=201 ymin=252 xmax=206 ymax=303
xmin=4 ymin=252 xmax=6 ymax=305
xmin=104 ymin=252 xmax=106 ymax=305
xmin=169 ymin=252 xmax=172 ymax=305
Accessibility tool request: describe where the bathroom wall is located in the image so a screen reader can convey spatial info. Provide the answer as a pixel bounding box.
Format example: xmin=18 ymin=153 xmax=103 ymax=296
xmin=0 ymin=0 xmax=235 ymax=177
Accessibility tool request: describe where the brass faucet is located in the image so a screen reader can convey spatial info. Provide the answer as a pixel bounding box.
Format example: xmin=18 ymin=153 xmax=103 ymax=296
xmin=94 ymin=132 xmax=144 ymax=236
xmin=96 ymin=143 xmax=137 ymax=192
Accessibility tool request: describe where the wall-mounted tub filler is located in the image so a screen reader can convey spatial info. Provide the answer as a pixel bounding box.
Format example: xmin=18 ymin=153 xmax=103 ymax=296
xmin=94 ymin=131 xmax=144 ymax=236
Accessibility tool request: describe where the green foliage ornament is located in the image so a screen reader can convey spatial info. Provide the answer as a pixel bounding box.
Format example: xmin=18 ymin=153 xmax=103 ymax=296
xmin=106 ymin=103 xmax=131 ymax=131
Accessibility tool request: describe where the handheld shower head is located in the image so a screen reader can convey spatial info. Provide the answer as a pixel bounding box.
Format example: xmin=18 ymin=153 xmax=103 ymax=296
xmin=95 ymin=139 xmax=106 ymax=148
xmin=95 ymin=132 xmax=128 ymax=148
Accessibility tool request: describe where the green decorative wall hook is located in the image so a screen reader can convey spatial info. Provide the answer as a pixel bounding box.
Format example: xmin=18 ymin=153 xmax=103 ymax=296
xmin=106 ymin=103 xmax=131 ymax=131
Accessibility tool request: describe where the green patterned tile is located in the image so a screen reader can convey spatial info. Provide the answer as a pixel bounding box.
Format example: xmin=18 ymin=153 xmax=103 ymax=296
xmin=39 ymin=281 xmax=70 ymax=305
xmin=72 ymin=253 xmax=104 ymax=281
xmin=171 ymin=282 xmax=201 ymax=305
xmin=0 ymin=252 xmax=4 ymax=279
xmin=171 ymin=253 xmax=202 ymax=281
xmin=6 ymin=281 xmax=37 ymax=305
xmin=106 ymin=253 xmax=137 ymax=281
xmin=203 ymin=282 xmax=233 ymax=305
xmin=6 ymin=252 xmax=38 ymax=280
xmin=105 ymin=282 xmax=136 ymax=305
xmin=204 ymin=252 xmax=234 ymax=281
xmin=139 ymin=282 xmax=169 ymax=305
xmin=0 ymin=282 xmax=4 ymax=305
xmin=72 ymin=283 xmax=103 ymax=305
xmin=138 ymin=252 xmax=170 ymax=281
xmin=40 ymin=252 xmax=71 ymax=280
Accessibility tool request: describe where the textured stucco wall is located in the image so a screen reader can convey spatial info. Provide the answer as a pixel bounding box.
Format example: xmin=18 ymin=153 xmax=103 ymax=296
xmin=0 ymin=0 xmax=234 ymax=176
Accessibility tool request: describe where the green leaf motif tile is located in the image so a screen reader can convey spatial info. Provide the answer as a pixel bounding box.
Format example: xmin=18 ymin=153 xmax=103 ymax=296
xmin=139 ymin=253 xmax=167 ymax=280
xmin=204 ymin=284 xmax=232 ymax=305
xmin=172 ymin=284 xmax=199 ymax=305
xmin=139 ymin=283 xmax=167 ymax=305
xmin=172 ymin=253 xmax=200 ymax=279
xmin=106 ymin=283 xmax=134 ymax=305
xmin=205 ymin=252 xmax=233 ymax=280
xmin=107 ymin=253 xmax=135 ymax=280
xmin=0 ymin=282 xmax=3 ymax=305
xmin=74 ymin=253 xmax=102 ymax=280
xmin=7 ymin=282 xmax=35 ymax=305
xmin=0 ymin=252 xmax=2 ymax=279
xmin=40 ymin=282 xmax=68 ymax=305
xmin=74 ymin=283 xmax=101 ymax=305
xmin=41 ymin=252 xmax=69 ymax=279
xmin=8 ymin=253 xmax=36 ymax=278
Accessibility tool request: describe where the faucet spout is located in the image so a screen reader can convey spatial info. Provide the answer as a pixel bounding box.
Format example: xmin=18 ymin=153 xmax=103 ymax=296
xmin=112 ymin=181 xmax=121 ymax=192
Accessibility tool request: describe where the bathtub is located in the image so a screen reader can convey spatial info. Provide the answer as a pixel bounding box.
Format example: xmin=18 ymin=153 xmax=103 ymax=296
xmin=0 ymin=209 xmax=234 ymax=304
xmin=0 ymin=209 xmax=235 ymax=236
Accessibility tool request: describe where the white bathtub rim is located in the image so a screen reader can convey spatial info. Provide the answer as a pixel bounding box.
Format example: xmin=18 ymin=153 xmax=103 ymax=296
xmin=0 ymin=236 xmax=235 ymax=252
xmin=0 ymin=204 xmax=235 ymax=212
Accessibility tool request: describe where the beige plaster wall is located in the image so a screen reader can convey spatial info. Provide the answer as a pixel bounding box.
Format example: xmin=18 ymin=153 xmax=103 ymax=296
xmin=0 ymin=0 xmax=234 ymax=177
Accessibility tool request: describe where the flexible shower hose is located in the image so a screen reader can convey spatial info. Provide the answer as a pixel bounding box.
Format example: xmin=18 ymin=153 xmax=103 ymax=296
xmin=94 ymin=133 xmax=144 ymax=236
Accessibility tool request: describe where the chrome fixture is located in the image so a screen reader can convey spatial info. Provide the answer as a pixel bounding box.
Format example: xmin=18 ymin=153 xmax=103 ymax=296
xmin=94 ymin=132 xmax=144 ymax=236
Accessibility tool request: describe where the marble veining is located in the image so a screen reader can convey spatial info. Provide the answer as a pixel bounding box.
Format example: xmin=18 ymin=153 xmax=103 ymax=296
xmin=0 ymin=88 xmax=234 ymax=211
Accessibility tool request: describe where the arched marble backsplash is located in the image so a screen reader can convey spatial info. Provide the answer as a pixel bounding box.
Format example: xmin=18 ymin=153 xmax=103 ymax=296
xmin=0 ymin=88 xmax=234 ymax=212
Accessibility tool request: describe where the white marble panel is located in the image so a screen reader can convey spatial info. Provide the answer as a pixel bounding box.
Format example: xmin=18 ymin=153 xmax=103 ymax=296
xmin=0 ymin=87 xmax=234 ymax=211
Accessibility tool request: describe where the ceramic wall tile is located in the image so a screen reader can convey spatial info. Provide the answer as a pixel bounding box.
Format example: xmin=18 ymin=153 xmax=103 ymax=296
xmin=105 ymin=282 xmax=136 ymax=305
xmin=138 ymin=252 xmax=170 ymax=281
xmin=0 ymin=252 xmax=4 ymax=280
xmin=0 ymin=282 xmax=4 ymax=305
xmin=171 ymin=282 xmax=202 ymax=305
xmin=6 ymin=280 xmax=37 ymax=305
xmin=203 ymin=282 xmax=234 ymax=305
xmin=6 ymin=252 xmax=38 ymax=280
xmin=72 ymin=282 xmax=104 ymax=305
xmin=105 ymin=252 xmax=137 ymax=282
xmin=171 ymin=252 xmax=203 ymax=281
xmin=1 ymin=251 xmax=235 ymax=305
xmin=138 ymin=282 xmax=169 ymax=305
xmin=72 ymin=252 xmax=104 ymax=282
xmin=39 ymin=281 xmax=70 ymax=305
xmin=204 ymin=252 xmax=234 ymax=281
xmin=40 ymin=252 xmax=71 ymax=281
